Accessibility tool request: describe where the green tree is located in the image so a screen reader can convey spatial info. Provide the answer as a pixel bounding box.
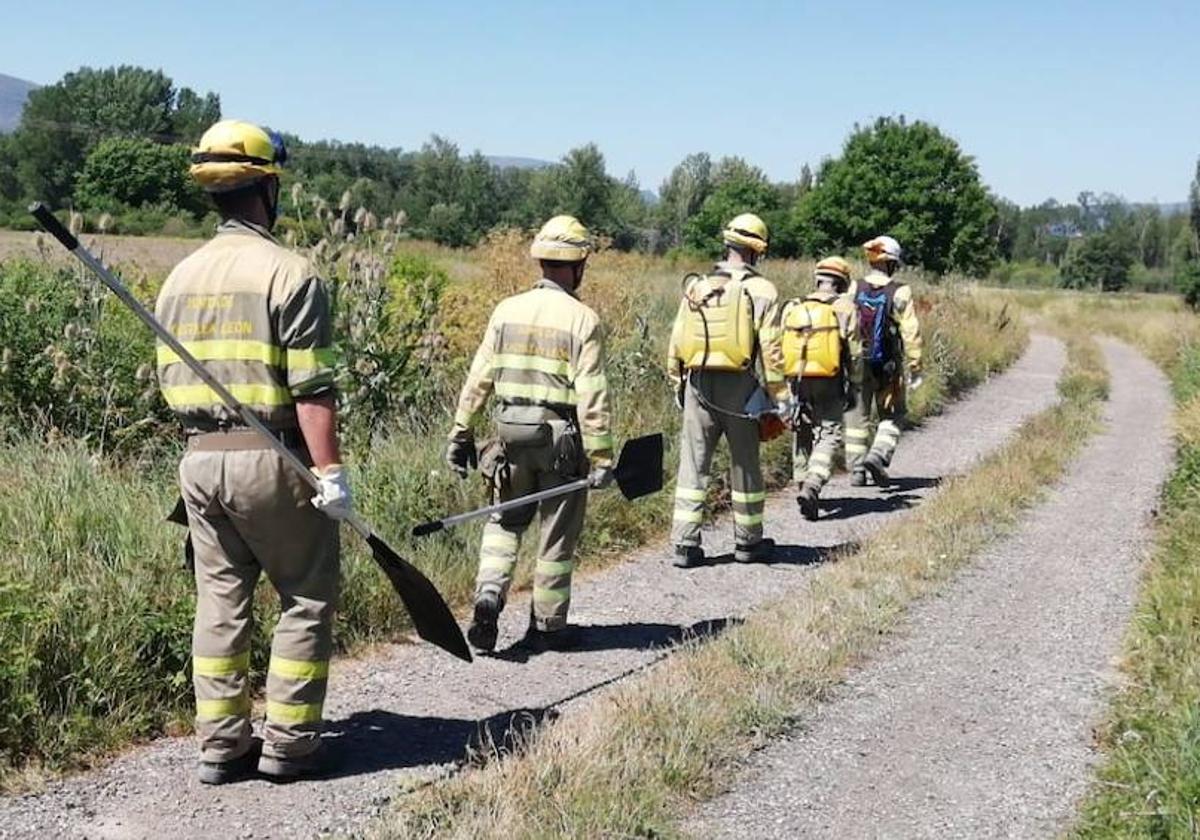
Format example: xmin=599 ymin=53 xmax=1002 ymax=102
xmin=794 ymin=116 xmax=998 ymax=274
xmin=657 ymin=153 xmax=712 ymax=249
xmin=10 ymin=65 xmax=220 ymax=204
xmin=1060 ymin=231 xmax=1136 ymax=292
xmin=682 ymin=157 xmax=785 ymax=257
xmin=74 ymin=137 xmax=203 ymax=213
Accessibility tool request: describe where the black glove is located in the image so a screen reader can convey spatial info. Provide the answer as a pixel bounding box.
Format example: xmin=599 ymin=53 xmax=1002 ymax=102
xmin=446 ymin=433 xmax=478 ymax=479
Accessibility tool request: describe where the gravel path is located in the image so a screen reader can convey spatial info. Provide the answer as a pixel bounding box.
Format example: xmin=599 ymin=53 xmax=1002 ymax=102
xmin=0 ymin=337 xmax=1065 ymax=840
xmin=690 ymin=339 xmax=1173 ymax=839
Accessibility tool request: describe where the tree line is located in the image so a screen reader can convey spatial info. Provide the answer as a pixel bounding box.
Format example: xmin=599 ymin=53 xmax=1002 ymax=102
xmin=2 ymin=64 xmax=1199 ymax=297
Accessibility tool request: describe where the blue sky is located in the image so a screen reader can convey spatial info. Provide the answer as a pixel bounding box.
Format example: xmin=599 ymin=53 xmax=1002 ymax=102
xmin=2 ymin=0 xmax=1196 ymax=205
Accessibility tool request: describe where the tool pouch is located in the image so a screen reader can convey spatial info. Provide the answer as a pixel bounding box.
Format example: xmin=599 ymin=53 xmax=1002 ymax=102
xmin=495 ymin=404 xmax=553 ymax=450
xmin=553 ymin=424 xmax=588 ymax=479
xmin=478 ymin=438 xmax=511 ymax=502
xmin=166 ymin=496 xmax=195 ymax=574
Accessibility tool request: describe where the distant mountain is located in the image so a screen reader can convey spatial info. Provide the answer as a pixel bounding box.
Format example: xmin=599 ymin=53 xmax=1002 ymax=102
xmin=486 ymin=155 xmax=553 ymax=171
xmin=0 ymin=73 xmax=37 ymax=132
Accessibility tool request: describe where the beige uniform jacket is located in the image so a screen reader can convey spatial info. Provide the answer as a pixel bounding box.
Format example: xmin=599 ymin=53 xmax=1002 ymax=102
xmin=155 ymin=219 xmax=337 ymax=432
xmin=451 ymin=278 xmax=614 ymax=465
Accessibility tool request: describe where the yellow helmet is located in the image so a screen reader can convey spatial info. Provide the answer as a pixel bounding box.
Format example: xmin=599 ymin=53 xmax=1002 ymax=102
xmin=863 ymin=235 xmax=903 ymax=265
xmin=722 ymin=213 xmax=769 ymax=255
xmin=190 ymin=120 xmax=287 ymax=193
xmin=815 ymin=256 xmax=852 ymax=286
xmin=530 ymin=215 xmax=591 ymax=262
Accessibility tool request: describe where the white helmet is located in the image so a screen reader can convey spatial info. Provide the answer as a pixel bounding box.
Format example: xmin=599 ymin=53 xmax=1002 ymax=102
xmin=863 ymin=235 xmax=903 ymax=265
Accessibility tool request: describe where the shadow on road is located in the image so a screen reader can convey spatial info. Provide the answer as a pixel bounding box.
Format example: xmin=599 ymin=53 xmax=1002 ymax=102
xmin=317 ymin=616 xmax=742 ymax=780
xmin=818 ymin=476 xmax=941 ymax=522
xmin=705 ymin=540 xmax=859 ymax=568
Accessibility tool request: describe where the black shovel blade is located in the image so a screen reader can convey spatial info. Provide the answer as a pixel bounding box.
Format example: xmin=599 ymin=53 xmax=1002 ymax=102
xmin=614 ymin=433 xmax=665 ymax=501
xmin=366 ymin=534 xmax=472 ymax=663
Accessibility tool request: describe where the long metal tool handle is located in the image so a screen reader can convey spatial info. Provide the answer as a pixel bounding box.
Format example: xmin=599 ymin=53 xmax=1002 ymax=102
xmin=413 ymin=478 xmax=590 ymax=536
xmin=29 ymin=203 xmax=372 ymax=539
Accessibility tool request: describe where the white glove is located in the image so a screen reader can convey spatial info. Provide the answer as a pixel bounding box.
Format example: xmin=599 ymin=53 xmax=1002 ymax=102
xmin=311 ymin=464 xmax=353 ymax=520
xmin=589 ymin=464 xmax=615 ymax=490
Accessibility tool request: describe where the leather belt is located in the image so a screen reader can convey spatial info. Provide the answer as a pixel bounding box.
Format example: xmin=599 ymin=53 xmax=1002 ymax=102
xmin=187 ymin=428 xmax=304 ymax=452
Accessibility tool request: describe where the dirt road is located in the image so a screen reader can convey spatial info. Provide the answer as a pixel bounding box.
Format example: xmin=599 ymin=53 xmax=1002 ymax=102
xmin=0 ymin=336 xmax=1065 ymax=840
xmin=690 ymin=339 xmax=1173 ymax=839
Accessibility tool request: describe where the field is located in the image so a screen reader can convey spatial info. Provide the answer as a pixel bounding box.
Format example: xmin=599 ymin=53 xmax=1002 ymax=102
xmin=0 ymin=223 xmax=1023 ymax=783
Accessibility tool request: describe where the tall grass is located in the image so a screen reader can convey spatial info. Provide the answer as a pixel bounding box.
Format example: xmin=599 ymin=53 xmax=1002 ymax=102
xmin=0 ymin=234 xmax=1023 ymax=781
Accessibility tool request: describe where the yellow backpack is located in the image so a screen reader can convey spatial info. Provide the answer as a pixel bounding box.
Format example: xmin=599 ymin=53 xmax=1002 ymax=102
xmin=673 ymin=273 xmax=756 ymax=371
xmin=782 ymin=298 xmax=841 ymax=378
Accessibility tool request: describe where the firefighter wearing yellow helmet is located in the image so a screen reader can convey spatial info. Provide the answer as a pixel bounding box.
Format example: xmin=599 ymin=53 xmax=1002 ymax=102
xmin=446 ymin=215 xmax=613 ymax=654
xmin=780 ymin=256 xmax=861 ymax=520
xmin=666 ymin=213 xmax=787 ymax=567
xmin=844 ymin=235 xmax=924 ymax=487
xmin=158 ymin=119 xmax=348 ymax=784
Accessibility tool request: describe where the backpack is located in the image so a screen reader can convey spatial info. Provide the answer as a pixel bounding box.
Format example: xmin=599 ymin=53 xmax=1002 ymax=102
xmin=674 ymin=273 xmax=757 ymax=371
xmin=855 ymin=281 xmax=900 ymax=369
xmin=781 ymin=298 xmax=841 ymax=378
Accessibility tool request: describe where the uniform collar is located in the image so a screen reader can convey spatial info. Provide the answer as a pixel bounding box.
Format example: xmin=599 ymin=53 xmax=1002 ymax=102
xmin=806 ymin=288 xmax=840 ymax=302
xmin=217 ymin=217 xmax=279 ymax=244
xmin=713 ymin=260 xmax=759 ymax=281
xmin=535 ymin=277 xmax=577 ymax=298
xmin=863 ymin=268 xmax=893 ymax=286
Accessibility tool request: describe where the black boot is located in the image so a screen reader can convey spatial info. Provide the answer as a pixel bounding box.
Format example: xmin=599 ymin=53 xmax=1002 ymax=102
xmin=735 ymin=538 xmax=775 ymax=563
xmin=467 ymin=593 xmax=502 ymax=653
xmin=521 ymin=624 xmax=581 ymax=653
xmin=850 ymin=469 xmax=867 ymax=487
xmin=797 ymin=484 xmax=820 ymax=521
xmin=197 ymin=738 xmax=261 ymax=786
xmin=863 ymin=452 xmax=890 ymax=487
xmin=673 ymin=544 xmax=704 ymax=568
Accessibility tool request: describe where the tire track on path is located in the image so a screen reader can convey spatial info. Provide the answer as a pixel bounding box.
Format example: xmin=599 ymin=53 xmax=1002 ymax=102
xmin=0 ymin=336 xmax=1064 ymax=840
xmin=690 ymin=338 xmax=1172 ymax=839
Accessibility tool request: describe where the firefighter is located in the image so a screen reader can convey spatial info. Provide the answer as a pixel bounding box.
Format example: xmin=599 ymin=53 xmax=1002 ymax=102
xmin=157 ymin=120 xmax=350 ymax=784
xmin=845 ymin=235 xmax=923 ymax=487
xmin=446 ymin=215 xmax=613 ymax=654
xmin=668 ymin=213 xmax=786 ymax=568
xmin=781 ymin=257 xmax=860 ymax=520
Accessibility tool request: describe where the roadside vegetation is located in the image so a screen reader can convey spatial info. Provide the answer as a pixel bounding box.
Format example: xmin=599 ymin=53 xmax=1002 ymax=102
xmin=0 ymin=207 xmax=1022 ymax=783
xmin=370 ymin=324 xmax=1104 ymax=839
xmin=1014 ymin=295 xmax=1200 ymax=838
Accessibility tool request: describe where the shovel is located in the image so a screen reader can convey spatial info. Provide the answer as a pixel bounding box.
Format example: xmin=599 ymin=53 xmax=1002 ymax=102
xmin=412 ymin=433 xmax=664 ymax=537
xmin=29 ymin=202 xmax=472 ymax=663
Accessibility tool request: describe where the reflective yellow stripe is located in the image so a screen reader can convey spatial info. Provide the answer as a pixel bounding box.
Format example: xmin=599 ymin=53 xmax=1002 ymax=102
xmin=193 ymin=651 xmax=250 ymax=677
xmin=286 ymin=347 xmax=338 ymax=370
xmin=479 ymin=556 xmax=516 ymax=573
xmin=582 ymin=433 xmax=614 ymax=452
xmin=734 ymin=512 xmax=764 ymax=526
xmin=533 ymin=586 xmax=570 ymax=604
xmin=161 ymin=383 xmax=293 ymax=407
xmin=731 ymin=490 xmax=766 ymax=505
xmin=675 ymin=486 xmax=707 ymax=502
xmin=157 ymin=339 xmax=281 ymax=367
xmin=575 ymin=373 xmax=608 ymax=393
xmin=494 ymin=381 xmax=574 ymax=405
xmin=482 ymin=531 xmax=519 ymax=551
xmin=673 ymin=509 xmax=704 ymax=523
xmin=535 ymin=560 xmax=574 ymax=576
xmin=846 ymin=444 xmax=869 ymax=454
xmin=268 ymin=656 xmax=329 ymax=681
xmin=265 ymin=700 xmax=324 ymax=725
xmin=845 ymin=429 xmax=870 ymax=440
xmin=492 ymin=353 xmax=572 ymax=377
xmin=196 ymin=695 xmax=249 ymax=720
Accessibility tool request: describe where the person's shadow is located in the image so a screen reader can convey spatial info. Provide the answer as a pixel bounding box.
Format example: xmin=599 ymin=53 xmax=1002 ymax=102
xmin=818 ymin=476 xmax=941 ymax=521
xmin=704 ymin=540 xmax=859 ymax=567
xmin=314 ymin=616 xmax=741 ymax=779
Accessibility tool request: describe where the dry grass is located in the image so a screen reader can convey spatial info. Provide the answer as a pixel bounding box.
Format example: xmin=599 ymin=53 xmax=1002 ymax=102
xmin=0 ymin=230 xmax=202 ymax=276
xmin=369 ymin=329 xmax=1106 ymax=839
